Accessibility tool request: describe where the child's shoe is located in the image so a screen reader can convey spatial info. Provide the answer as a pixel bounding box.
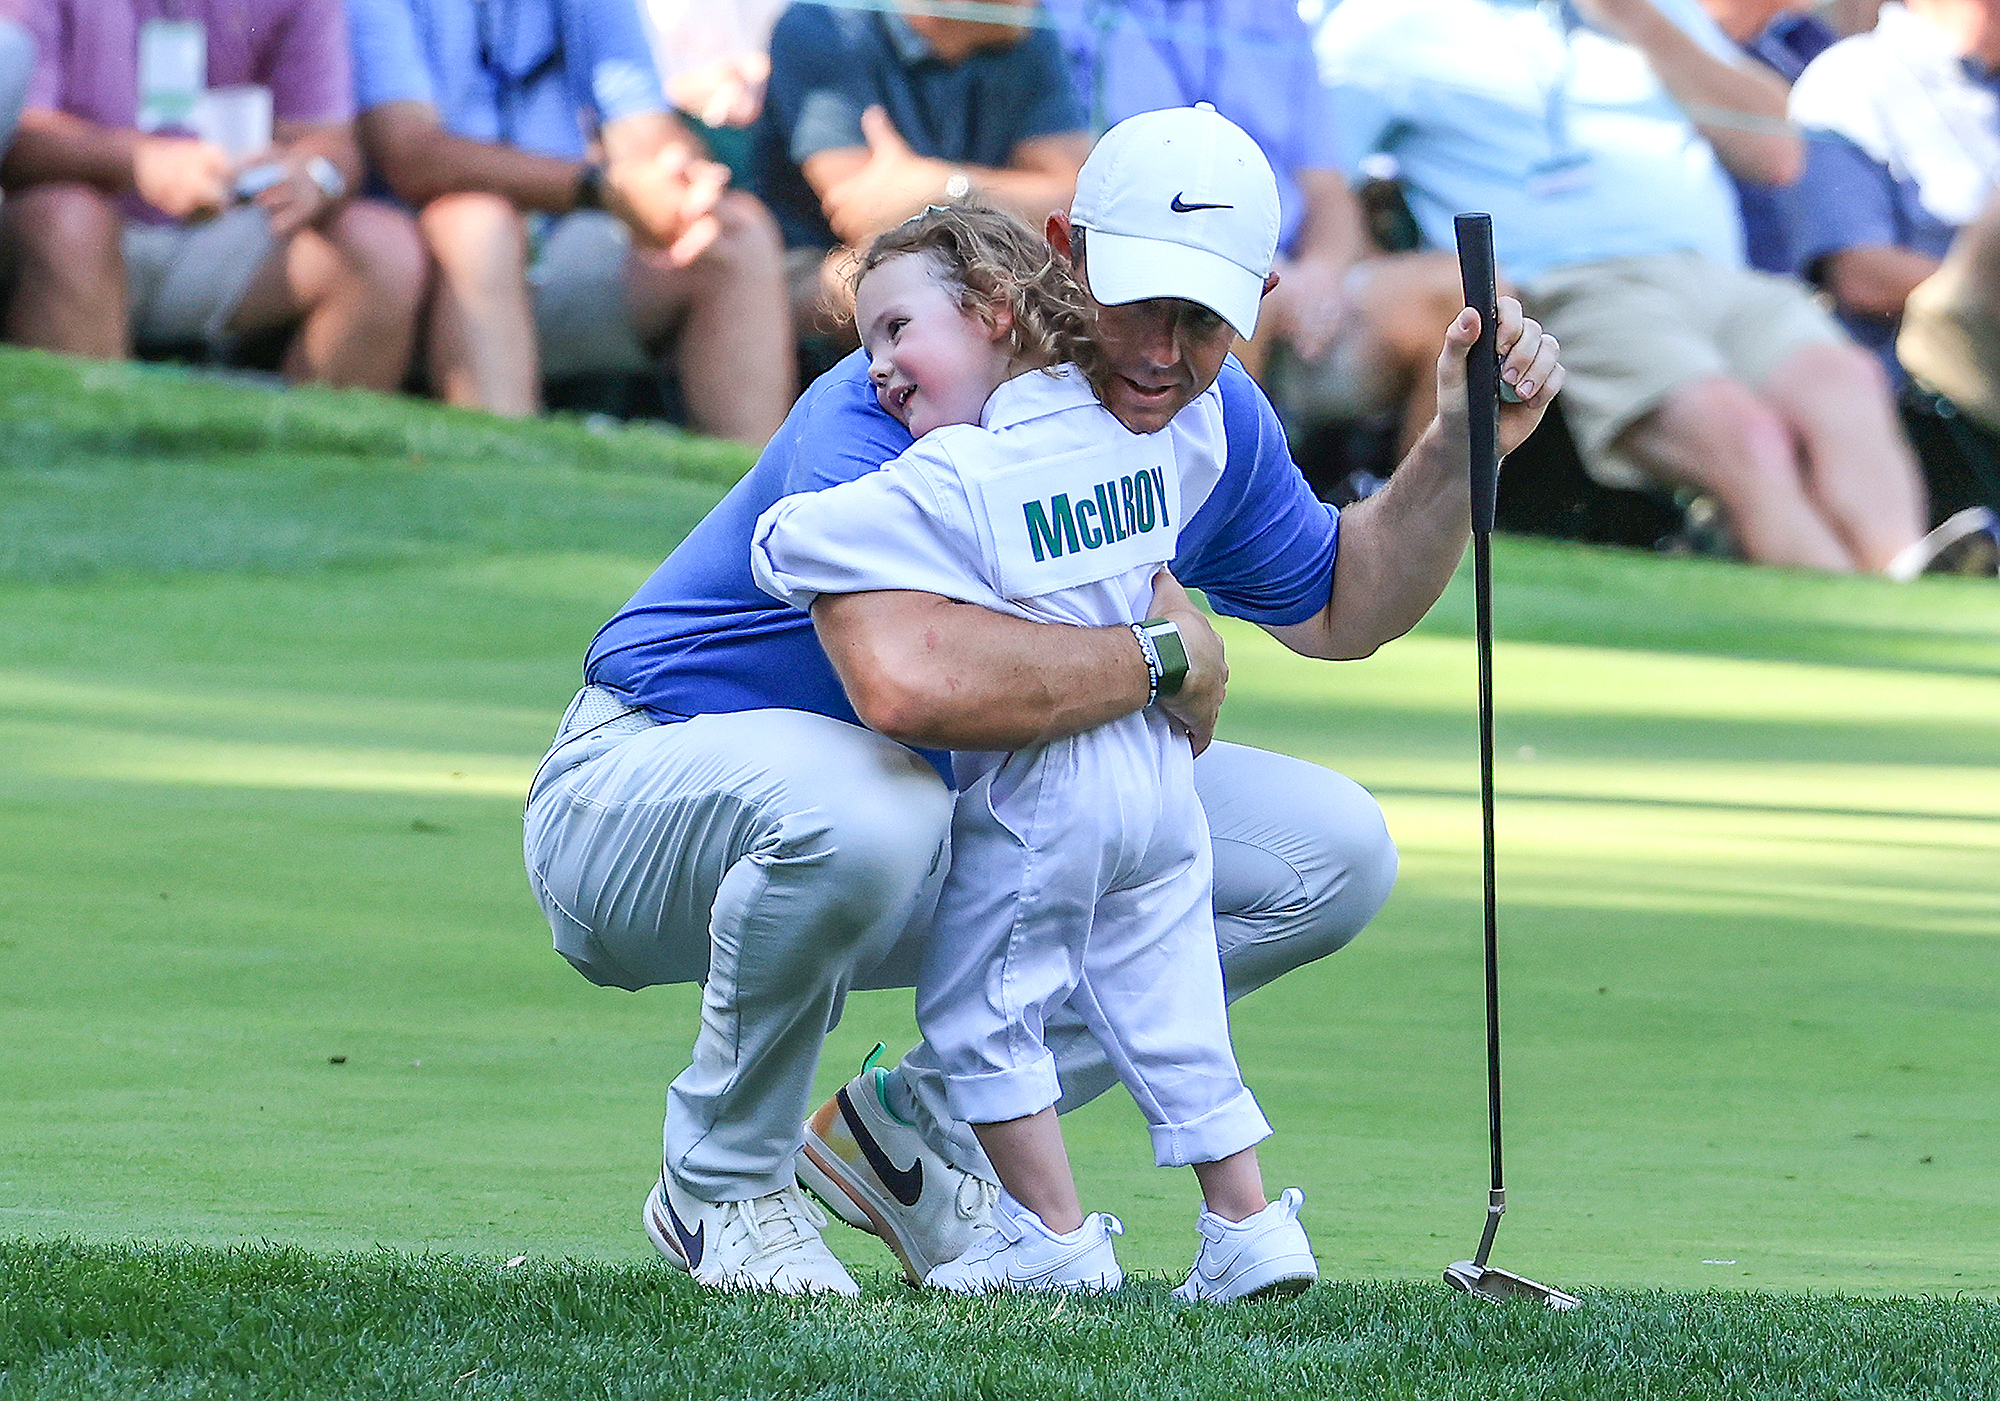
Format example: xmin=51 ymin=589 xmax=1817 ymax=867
xmin=925 ymin=1192 xmax=1123 ymax=1293
xmin=1172 ymin=1186 xmax=1318 ymax=1302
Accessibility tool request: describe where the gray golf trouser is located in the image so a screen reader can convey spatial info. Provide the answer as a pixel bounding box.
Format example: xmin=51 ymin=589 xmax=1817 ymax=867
xmin=525 ymin=686 xmax=1398 ymax=1201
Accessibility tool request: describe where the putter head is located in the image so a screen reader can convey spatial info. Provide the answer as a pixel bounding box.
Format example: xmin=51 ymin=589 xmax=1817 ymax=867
xmin=1445 ymin=1261 xmax=1581 ymax=1310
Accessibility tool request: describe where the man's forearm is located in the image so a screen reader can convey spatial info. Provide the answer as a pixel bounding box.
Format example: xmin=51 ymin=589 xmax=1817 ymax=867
xmin=1595 ymin=0 xmax=1802 ymax=184
xmin=1270 ymin=420 xmax=1471 ymax=661
xmin=358 ymin=102 xmax=580 ymax=211
xmin=813 ymin=592 xmax=1150 ymax=749
xmin=1291 ymin=169 xmax=1367 ymax=269
xmin=273 ymin=121 xmax=364 ymax=197
xmin=1 ymin=112 xmax=139 ymax=193
xmin=1825 ymin=245 xmax=1941 ymax=320
xmin=956 ymin=164 xmax=1080 ymax=231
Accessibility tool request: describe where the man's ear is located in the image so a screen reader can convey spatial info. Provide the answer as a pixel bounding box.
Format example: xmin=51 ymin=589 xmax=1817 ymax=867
xmin=1261 ymin=269 xmax=1281 ymax=299
xmin=1047 ymin=209 xmax=1076 ymax=267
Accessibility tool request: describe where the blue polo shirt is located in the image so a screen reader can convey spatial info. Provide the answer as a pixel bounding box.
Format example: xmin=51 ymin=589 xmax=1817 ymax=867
xmin=349 ymin=0 xmax=668 ymax=158
xmin=751 ymin=2 xmax=1084 ymax=249
xmin=585 ymin=352 xmax=1340 ymax=784
xmin=1046 ymin=0 xmax=1341 ymax=254
xmin=1734 ymin=12 xmax=1837 ymax=276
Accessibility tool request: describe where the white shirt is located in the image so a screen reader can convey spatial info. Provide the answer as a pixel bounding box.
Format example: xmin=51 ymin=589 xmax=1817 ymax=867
xmin=1315 ymin=0 xmax=1746 ymax=280
xmin=751 ymin=364 xmax=1227 ymax=630
xmin=1790 ymin=3 xmax=2000 ymax=229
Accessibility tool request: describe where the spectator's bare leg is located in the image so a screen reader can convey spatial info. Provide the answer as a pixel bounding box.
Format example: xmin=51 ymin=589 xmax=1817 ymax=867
xmin=1617 ymin=376 xmax=1857 ymax=571
xmin=0 ymin=183 xmax=127 ymax=359
xmin=227 ymin=202 xmax=426 ymax=391
xmin=1759 ymin=341 xmax=1927 ymax=572
xmin=629 ymin=191 xmax=795 ymax=446
xmin=417 ymin=192 xmax=539 ymax=416
xmin=786 ymin=245 xmax=860 ymax=348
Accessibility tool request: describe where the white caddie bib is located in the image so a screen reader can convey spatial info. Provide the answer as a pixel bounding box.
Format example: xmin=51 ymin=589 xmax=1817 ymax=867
xmin=964 ymin=432 xmax=1182 ymax=601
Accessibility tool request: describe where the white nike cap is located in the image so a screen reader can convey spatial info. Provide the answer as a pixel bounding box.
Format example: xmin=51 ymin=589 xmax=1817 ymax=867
xmin=1069 ymin=104 xmax=1281 ymax=340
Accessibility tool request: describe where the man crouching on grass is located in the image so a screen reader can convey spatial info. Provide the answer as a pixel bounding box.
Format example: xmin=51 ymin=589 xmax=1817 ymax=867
xmin=524 ymin=106 xmax=1565 ymax=1296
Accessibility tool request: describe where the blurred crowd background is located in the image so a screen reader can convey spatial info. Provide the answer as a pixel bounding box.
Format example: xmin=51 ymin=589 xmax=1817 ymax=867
xmin=1 ymin=0 xmax=1997 ymax=578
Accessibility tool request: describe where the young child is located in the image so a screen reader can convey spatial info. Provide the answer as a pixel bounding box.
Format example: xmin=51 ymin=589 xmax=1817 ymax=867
xmin=750 ymin=206 xmax=1316 ymax=1299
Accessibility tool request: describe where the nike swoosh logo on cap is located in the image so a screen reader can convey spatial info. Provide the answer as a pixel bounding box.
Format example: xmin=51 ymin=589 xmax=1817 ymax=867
xmin=1170 ymin=193 xmax=1233 ymax=212
xmin=660 ymin=1190 xmax=706 ymax=1269
xmin=835 ymin=1086 xmax=924 ymax=1207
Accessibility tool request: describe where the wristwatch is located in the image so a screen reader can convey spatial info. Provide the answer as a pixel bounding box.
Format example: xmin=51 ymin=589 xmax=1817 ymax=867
xmin=1131 ymin=617 xmax=1189 ymax=702
xmin=573 ymin=162 xmax=607 ymax=212
xmin=304 ymin=155 xmax=347 ymax=202
xmin=943 ymin=168 xmax=972 ymax=202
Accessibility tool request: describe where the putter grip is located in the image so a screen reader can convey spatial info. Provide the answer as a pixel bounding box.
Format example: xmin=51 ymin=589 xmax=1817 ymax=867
xmin=1454 ymin=213 xmax=1501 ymax=536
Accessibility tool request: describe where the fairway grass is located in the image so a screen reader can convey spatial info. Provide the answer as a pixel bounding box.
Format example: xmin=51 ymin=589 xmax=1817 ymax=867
xmin=5 ymin=1239 xmax=1999 ymax=1401
xmin=3 ymin=350 xmax=1999 ymax=1377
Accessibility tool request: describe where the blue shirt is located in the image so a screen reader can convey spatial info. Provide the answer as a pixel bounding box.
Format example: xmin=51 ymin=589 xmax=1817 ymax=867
xmin=349 ymin=0 xmax=668 ymax=159
xmin=1793 ymin=136 xmax=1957 ymax=380
xmin=1315 ymin=0 xmax=1746 ymax=281
xmin=586 ymin=352 xmax=1340 ymax=783
xmin=1734 ymin=12 xmax=1836 ymax=276
xmin=1045 ymin=0 xmax=1341 ymax=252
xmin=751 ymin=2 xmax=1084 ymax=249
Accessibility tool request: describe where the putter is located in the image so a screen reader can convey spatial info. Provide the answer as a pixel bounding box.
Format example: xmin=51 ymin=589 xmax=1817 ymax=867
xmin=1441 ymin=213 xmax=1579 ymax=1313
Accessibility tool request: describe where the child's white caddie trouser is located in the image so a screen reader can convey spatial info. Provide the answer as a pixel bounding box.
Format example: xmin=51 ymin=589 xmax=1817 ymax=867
xmin=915 ymin=713 xmax=1272 ymax=1168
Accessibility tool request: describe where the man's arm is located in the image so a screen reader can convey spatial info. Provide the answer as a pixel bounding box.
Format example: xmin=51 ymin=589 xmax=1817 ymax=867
xmin=0 ymin=110 xmax=231 ymax=217
xmin=1262 ymin=297 xmax=1565 ymax=661
xmin=357 ymin=99 xmax=586 ymax=211
xmin=1821 ymin=245 xmax=1942 ymax=320
xmin=811 ymin=570 xmax=1228 ymax=752
xmin=1260 ymin=169 xmax=1368 ymax=363
xmin=1578 ymin=0 xmax=1803 ymax=185
xmin=806 ymin=109 xmax=1087 ymax=248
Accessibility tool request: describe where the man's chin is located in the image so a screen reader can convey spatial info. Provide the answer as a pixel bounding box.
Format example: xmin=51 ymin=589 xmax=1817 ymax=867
xmin=1105 ymin=384 xmax=1189 ymax=434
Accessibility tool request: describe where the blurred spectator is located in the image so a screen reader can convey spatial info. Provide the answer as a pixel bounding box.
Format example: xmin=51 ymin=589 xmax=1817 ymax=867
xmin=642 ymin=0 xmax=784 ymax=131
xmin=1789 ymin=1 xmax=2000 ymax=415
xmin=1700 ymin=0 xmax=1837 ymax=274
xmin=0 ymin=19 xmax=27 ymax=156
xmin=754 ymin=0 xmax=1088 ymax=339
xmin=350 ymin=0 xmax=794 ymax=442
xmin=1049 ymin=0 xmax=1465 ymax=449
xmin=1319 ymin=0 xmax=1931 ymax=575
xmin=0 ymin=0 xmax=424 ymax=389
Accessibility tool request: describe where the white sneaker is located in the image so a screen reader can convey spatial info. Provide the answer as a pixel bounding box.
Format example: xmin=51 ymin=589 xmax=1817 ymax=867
xmin=642 ymin=1173 xmax=860 ymax=1296
xmin=1172 ymin=1187 xmax=1319 ymax=1303
xmin=798 ymin=1061 xmax=999 ymax=1284
xmin=924 ymin=1193 xmax=1124 ymax=1294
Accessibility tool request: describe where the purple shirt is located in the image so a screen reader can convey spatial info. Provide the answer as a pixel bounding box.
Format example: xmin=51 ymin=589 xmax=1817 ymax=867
xmin=9 ymin=0 xmax=352 ymax=139
xmin=1045 ymin=0 xmax=1340 ymax=252
xmin=6 ymin=0 xmax=352 ymax=222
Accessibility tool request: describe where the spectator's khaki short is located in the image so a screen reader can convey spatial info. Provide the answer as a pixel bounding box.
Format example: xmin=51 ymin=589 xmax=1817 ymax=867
xmin=530 ymin=210 xmax=650 ymax=377
xmin=121 ymin=206 xmax=275 ymax=351
xmin=1521 ymin=250 xmax=1845 ymax=490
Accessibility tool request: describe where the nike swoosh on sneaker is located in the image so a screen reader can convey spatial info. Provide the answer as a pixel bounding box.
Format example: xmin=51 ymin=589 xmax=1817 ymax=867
xmin=835 ymin=1086 xmax=924 ymax=1207
xmin=659 ymin=1189 xmax=706 ymax=1270
xmin=1170 ymin=193 xmax=1233 ymax=212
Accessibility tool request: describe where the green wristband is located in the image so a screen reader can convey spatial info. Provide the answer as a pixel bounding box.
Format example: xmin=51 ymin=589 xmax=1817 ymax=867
xmin=1137 ymin=618 xmax=1188 ymax=698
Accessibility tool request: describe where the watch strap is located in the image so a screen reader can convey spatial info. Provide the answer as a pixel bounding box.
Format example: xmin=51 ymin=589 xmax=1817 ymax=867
xmin=1137 ymin=618 xmax=1188 ymax=698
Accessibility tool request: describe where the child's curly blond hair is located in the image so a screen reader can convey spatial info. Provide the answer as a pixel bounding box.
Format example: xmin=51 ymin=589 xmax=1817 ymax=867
xmin=854 ymin=205 xmax=1101 ymax=382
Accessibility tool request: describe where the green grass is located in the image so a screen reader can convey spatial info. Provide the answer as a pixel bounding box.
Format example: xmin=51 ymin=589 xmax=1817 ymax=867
xmin=2 ymin=347 xmax=1998 ymax=1393
xmin=6 ymin=1241 xmax=2000 ymax=1401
